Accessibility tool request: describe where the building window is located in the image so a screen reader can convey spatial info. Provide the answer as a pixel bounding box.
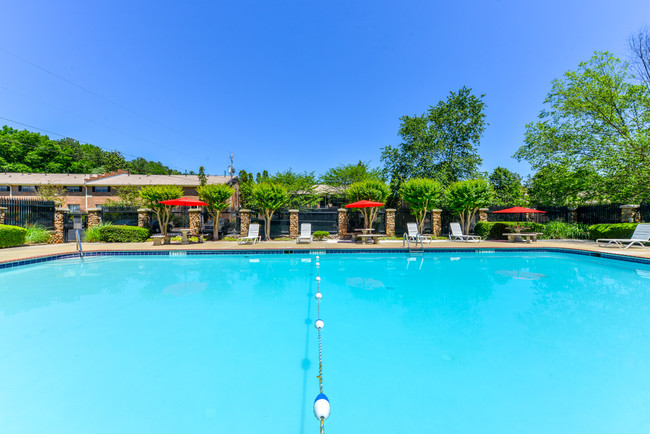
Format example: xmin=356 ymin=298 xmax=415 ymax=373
xmin=92 ymin=186 xmax=111 ymax=193
xmin=0 ymin=186 xmax=9 ymax=192
xmin=68 ymin=204 xmax=81 ymax=212
xmin=19 ymin=186 xmax=37 ymax=192
xmin=66 ymin=186 xmax=82 ymax=192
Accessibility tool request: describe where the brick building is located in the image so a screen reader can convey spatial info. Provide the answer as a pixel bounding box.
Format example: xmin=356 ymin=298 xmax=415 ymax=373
xmin=0 ymin=171 xmax=239 ymax=212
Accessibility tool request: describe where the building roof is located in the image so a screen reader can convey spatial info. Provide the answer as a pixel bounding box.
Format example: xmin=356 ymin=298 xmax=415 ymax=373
xmin=0 ymin=172 xmax=236 ymax=187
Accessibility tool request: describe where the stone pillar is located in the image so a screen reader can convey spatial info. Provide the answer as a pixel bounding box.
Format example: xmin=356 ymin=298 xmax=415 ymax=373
xmin=338 ymin=208 xmax=348 ymax=238
xmin=189 ymin=208 xmax=202 ymax=236
xmin=0 ymin=207 xmax=6 ymax=225
xmin=52 ymin=207 xmax=68 ymax=244
xmin=385 ymin=209 xmax=396 ymax=237
xmin=568 ymin=207 xmax=578 ymax=224
xmin=87 ymin=208 xmax=102 ymax=228
xmin=620 ymin=205 xmax=640 ymax=223
xmin=138 ymin=208 xmax=152 ymax=228
xmin=431 ymin=209 xmax=442 ymax=237
xmin=478 ymin=208 xmax=489 ymax=223
xmin=240 ymin=209 xmax=251 ymax=235
xmin=289 ymin=209 xmax=299 ymax=238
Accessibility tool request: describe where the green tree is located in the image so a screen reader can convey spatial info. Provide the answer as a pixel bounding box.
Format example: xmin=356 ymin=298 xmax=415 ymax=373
xmin=445 ymin=179 xmax=492 ymax=235
xmin=514 ymin=52 xmax=650 ymax=203
xmin=526 ymin=164 xmax=599 ymax=207
xmin=197 ymin=166 xmax=208 ymax=186
xmin=489 ymin=167 xmax=527 ymax=206
xmin=250 ymin=182 xmax=288 ymax=240
xmin=399 ymin=178 xmax=444 ymax=234
xmin=197 ymin=184 xmax=234 ymax=240
xmin=104 ymin=185 xmax=143 ymax=207
xmin=36 ymin=184 xmax=68 ymax=207
xmin=381 ymin=86 xmax=487 ymax=191
xmin=237 ymin=170 xmax=256 ymax=209
xmin=139 ymin=185 xmax=183 ymax=237
xmin=346 ymin=180 xmax=389 ymax=229
xmin=272 ymin=169 xmax=320 ymax=209
xmin=320 ymin=161 xmax=382 ymax=188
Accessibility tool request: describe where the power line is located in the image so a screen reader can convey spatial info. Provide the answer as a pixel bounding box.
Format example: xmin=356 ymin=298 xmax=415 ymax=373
xmin=0 ymin=46 xmax=252 ymax=168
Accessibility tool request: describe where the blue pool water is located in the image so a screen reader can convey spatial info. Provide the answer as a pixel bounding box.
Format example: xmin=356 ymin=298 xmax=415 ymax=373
xmin=0 ymin=252 xmax=649 ymax=433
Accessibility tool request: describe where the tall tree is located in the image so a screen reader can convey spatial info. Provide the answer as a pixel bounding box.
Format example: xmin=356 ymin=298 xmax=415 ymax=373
xmin=197 ymin=166 xmax=208 ymax=186
xmin=526 ymin=165 xmax=599 ymax=207
xmin=489 ymin=167 xmax=527 ymax=206
xmin=381 ymin=86 xmax=487 ymax=190
xmin=629 ymin=26 xmax=650 ymax=91
xmin=346 ymin=180 xmax=389 ymax=229
xmin=320 ymin=161 xmax=382 ymax=188
xmin=272 ymin=169 xmax=320 ymax=209
xmin=250 ymin=182 xmax=288 ymax=240
xmin=445 ymin=179 xmax=492 ymax=235
xmin=139 ymin=185 xmax=183 ymax=237
xmin=514 ymin=52 xmax=650 ymax=203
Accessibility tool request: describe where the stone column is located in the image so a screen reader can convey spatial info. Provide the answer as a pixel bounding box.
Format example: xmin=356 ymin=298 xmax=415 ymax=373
xmin=0 ymin=207 xmax=6 ymax=225
xmin=385 ymin=208 xmax=396 ymax=237
xmin=240 ymin=209 xmax=251 ymax=235
xmin=87 ymin=208 xmax=102 ymax=228
xmin=478 ymin=208 xmax=489 ymax=223
xmin=138 ymin=208 xmax=152 ymax=228
xmin=431 ymin=209 xmax=442 ymax=237
xmin=52 ymin=207 xmax=68 ymax=244
xmin=189 ymin=208 xmax=202 ymax=236
xmin=568 ymin=207 xmax=578 ymax=224
xmin=289 ymin=209 xmax=299 ymax=238
xmin=620 ymin=205 xmax=640 ymax=223
xmin=337 ymin=208 xmax=348 ymax=238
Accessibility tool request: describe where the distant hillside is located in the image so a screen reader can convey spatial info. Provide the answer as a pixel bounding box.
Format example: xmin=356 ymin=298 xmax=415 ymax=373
xmin=0 ymin=125 xmax=182 ymax=175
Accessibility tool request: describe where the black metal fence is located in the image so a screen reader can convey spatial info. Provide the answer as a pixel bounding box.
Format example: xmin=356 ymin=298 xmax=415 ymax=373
xmin=576 ymin=204 xmax=621 ymax=225
xmin=101 ymin=206 xmax=139 ymax=226
xmin=640 ymin=203 xmax=650 ymax=223
xmin=300 ymin=209 xmax=338 ymax=233
xmin=0 ymin=198 xmax=55 ymax=228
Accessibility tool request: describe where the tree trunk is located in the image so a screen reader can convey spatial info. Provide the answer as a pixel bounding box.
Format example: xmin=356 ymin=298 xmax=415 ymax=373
xmin=212 ymin=210 xmax=220 ymax=240
xmin=265 ymin=210 xmax=274 ymax=240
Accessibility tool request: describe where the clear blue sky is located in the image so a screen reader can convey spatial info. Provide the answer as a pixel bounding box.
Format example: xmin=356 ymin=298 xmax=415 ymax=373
xmin=1 ymin=0 xmax=648 ymax=178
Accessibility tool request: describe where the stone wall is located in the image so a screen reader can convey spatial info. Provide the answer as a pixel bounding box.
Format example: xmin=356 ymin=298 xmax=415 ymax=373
xmin=337 ymin=208 xmax=348 ymax=239
xmin=289 ymin=210 xmax=299 ymax=238
xmin=385 ymin=209 xmax=396 ymax=237
xmin=431 ymin=209 xmax=442 ymax=237
xmin=138 ymin=209 xmax=151 ymax=228
xmin=478 ymin=208 xmax=489 ymax=223
xmin=0 ymin=207 xmax=5 ymax=225
xmin=240 ymin=209 xmax=251 ymax=236
xmin=620 ymin=205 xmax=640 ymax=223
xmin=51 ymin=208 xmax=67 ymax=244
xmin=189 ymin=209 xmax=202 ymax=236
xmin=87 ymin=208 xmax=102 ymax=228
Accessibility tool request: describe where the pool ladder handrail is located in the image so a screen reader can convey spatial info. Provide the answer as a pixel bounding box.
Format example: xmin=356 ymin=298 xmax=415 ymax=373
xmin=403 ymin=232 xmax=424 ymax=253
xmin=75 ymin=229 xmax=84 ymax=261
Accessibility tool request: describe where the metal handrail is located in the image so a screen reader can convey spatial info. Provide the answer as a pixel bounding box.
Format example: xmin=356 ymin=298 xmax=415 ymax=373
xmin=75 ymin=229 xmax=84 ymax=261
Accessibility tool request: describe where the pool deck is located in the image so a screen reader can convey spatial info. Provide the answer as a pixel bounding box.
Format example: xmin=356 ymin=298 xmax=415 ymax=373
xmin=1 ymin=239 xmax=649 ymax=264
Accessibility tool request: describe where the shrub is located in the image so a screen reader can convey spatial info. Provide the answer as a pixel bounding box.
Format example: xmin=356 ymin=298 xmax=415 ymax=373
xmin=84 ymin=222 xmax=111 ymax=242
xmin=588 ymin=223 xmax=638 ymax=240
xmin=0 ymin=224 xmax=27 ymax=248
xmin=473 ymin=221 xmax=546 ymax=240
xmin=313 ymin=231 xmax=330 ymax=240
xmin=542 ymin=221 xmax=590 ymax=239
xmin=25 ymin=224 xmax=51 ymax=244
xmin=98 ymin=225 xmax=150 ymax=243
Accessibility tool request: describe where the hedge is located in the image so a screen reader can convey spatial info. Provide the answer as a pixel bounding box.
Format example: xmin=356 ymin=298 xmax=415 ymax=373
xmin=474 ymin=221 xmax=546 ymax=240
xmin=98 ymin=225 xmax=150 ymax=243
xmin=0 ymin=224 xmax=27 ymax=248
xmin=587 ymin=223 xmax=638 ymax=240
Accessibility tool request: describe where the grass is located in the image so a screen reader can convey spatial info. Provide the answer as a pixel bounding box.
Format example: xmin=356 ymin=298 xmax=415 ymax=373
xmin=24 ymin=224 xmax=51 ymax=244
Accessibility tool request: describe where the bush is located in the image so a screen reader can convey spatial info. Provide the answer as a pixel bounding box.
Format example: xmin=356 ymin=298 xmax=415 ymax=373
xmin=84 ymin=222 xmax=110 ymax=242
xmin=25 ymin=224 xmax=51 ymax=244
xmin=0 ymin=224 xmax=27 ymax=248
xmin=474 ymin=221 xmax=546 ymax=240
xmin=98 ymin=225 xmax=150 ymax=243
xmin=542 ymin=221 xmax=590 ymax=239
xmin=588 ymin=223 xmax=638 ymax=240
xmin=313 ymin=231 xmax=330 ymax=240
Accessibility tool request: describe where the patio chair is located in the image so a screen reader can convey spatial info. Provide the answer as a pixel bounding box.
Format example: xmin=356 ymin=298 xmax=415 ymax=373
xmin=596 ymin=223 xmax=650 ymax=249
xmin=296 ymin=223 xmax=313 ymax=244
xmin=405 ymin=222 xmax=431 ymax=244
xmin=449 ymin=222 xmax=481 ymax=242
xmin=239 ymin=223 xmax=261 ymax=244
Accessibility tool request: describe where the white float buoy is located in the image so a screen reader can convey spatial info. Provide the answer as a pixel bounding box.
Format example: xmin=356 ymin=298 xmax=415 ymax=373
xmin=315 ymin=319 xmax=324 ymax=330
xmin=315 ymin=276 xmax=321 ymax=282
xmin=315 ymin=292 xmax=322 ymax=300
xmin=316 ymin=262 xmax=320 ymax=267
xmin=316 ymin=255 xmax=320 ymax=260
xmin=314 ymin=393 xmax=330 ymax=420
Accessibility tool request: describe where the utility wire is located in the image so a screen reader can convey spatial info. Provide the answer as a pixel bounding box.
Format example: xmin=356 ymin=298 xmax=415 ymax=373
xmin=0 ymin=46 xmax=252 ymax=168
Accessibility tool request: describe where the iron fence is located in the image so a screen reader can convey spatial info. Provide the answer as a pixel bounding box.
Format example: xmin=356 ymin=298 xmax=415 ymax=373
xmin=347 ymin=208 xmax=386 ymax=234
xmin=101 ymin=206 xmax=139 ymax=226
xmin=299 ymin=209 xmax=338 ymax=233
xmin=577 ymin=204 xmax=621 ymax=225
xmin=640 ymin=203 xmax=650 ymax=223
xmin=0 ymin=198 xmax=55 ymax=228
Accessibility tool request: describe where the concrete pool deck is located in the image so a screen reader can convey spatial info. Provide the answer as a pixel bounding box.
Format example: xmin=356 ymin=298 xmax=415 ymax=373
xmin=1 ymin=238 xmax=649 ymax=264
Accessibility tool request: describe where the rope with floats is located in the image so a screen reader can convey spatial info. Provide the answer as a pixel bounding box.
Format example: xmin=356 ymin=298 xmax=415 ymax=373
xmin=313 ymin=256 xmax=330 ymax=434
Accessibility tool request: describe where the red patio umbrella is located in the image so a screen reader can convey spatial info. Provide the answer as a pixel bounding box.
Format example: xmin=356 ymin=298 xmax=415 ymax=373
xmin=158 ymin=197 xmax=208 ymax=207
xmin=344 ymin=200 xmax=385 ymax=208
xmin=492 ymin=206 xmax=546 ymax=223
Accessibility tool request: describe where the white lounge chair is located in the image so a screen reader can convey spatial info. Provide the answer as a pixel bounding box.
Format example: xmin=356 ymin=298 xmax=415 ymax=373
xmin=405 ymin=222 xmax=431 ymax=244
xmin=449 ymin=222 xmax=481 ymax=242
xmin=239 ymin=223 xmax=261 ymax=244
xmin=596 ymin=223 xmax=650 ymax=249
xmin=296 ymin=223 xmax=313 ymax=244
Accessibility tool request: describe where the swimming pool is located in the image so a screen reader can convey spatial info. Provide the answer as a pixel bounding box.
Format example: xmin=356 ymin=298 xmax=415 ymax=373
xmin=1 ymin=251 xmax=649 ymax=433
